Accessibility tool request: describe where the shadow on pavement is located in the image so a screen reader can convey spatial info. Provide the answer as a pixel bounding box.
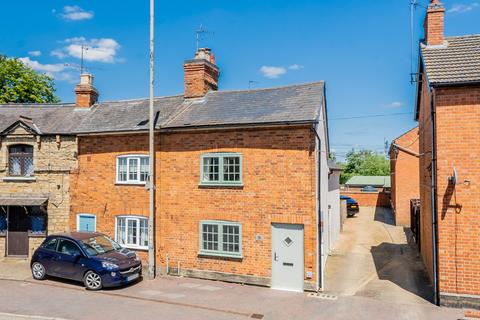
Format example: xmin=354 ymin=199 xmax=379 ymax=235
xmin=370 ymin=231 xmax=434 ymax=303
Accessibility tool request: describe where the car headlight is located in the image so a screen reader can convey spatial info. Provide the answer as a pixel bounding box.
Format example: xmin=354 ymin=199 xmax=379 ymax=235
xmin=101 ymin=261 xmax=119 ymax=270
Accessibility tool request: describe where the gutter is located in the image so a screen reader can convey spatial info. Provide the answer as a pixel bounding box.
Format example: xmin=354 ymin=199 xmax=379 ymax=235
xmin=431 ymin=87 xmax=440 ymax=306
xmin=391 ymin=143 xmax=421 ymax=158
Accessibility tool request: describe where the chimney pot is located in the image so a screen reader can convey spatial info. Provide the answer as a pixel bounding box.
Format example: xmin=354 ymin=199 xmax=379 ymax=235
xmin=75 ymin=73 xmax=99 ymax=108
xmin=184 ymin=48 xmax=220 ymax=99
xmin=424 ymin=0 xmax=445 ymax=46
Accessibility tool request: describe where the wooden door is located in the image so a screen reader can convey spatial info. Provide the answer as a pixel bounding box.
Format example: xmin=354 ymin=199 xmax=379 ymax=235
xmin=7 ymin=206 xmax=29 ymax=256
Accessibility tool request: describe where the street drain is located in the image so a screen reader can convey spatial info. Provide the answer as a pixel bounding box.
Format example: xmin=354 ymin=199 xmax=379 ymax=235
xmin=307 ymin=292 xmax=338 ymax=300
xmin=250 ymin=314 xmax=264 ymax=319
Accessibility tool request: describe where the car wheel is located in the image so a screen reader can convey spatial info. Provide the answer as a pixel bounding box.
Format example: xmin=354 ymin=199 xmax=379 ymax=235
xmin=31 ymin=262 xmax=46 ymax=280
xmin=83 ymin=271 xmax=103 ymax=290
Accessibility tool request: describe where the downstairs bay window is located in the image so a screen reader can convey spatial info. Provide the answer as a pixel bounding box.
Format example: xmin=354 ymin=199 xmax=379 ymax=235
xmin=199 ymin=220 xmax=242 ymax=258
xmin=115 ymin=216 xmax=148 ymax=250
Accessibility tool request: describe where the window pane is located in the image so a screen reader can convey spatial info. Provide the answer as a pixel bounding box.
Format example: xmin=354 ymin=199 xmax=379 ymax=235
xmin=223 ymin=156 xmax=241 ymax=182
xmin=117 ymin=218 xmax=126 ymax=245
xmin=57 ymin=240 xmax=82 ymax=256
xmin=9 ymin=145 xmax=33 ymax=177
xmin=128 ymin=158 xmax=139 ymax=181
xmin=202 ymin=224 xmax=219 ymax=251
xmin=42 ymin=238 xmax=58 ymax=251
xmin=118 ymin=158 xmax=127 ymax=181
xmin=140 ymin=157 xmax=149 ymax=182
xmin=0 ymin=211 xmax=6 ymax=234
xmin=9 ymin=156 xmax=21 ymax=175
xmin=222 ymin=225 xmax=240 ymax=253
xmin=140 ymin=218 xmax=148 ymax=247
xmin=203 ymin=157 xmax=219 ymax=182
xmin=127 ymin=219 xmax=138 ymax=245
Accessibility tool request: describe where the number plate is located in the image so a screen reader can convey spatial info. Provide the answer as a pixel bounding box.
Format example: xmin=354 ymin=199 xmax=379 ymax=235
xmin=127 ymin=273 xmax=139 ymax=282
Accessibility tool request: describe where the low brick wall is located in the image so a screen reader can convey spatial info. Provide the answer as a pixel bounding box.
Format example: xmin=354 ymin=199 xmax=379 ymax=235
xmin=340 ymin=191 xmax=391 ymax=208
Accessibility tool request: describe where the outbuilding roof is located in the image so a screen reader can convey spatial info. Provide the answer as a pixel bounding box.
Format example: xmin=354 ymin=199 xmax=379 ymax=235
xmin=421 ymin=34 xmax=480 ymax=86
xmin=0 ymin=81 xmax=325 ymax=135
xmin=345 ymin=176 xmax=391 ymax=188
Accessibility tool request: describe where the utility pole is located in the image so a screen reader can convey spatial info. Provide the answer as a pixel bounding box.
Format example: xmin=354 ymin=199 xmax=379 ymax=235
xmin=148 ymin=0 xmax=156 ymax=280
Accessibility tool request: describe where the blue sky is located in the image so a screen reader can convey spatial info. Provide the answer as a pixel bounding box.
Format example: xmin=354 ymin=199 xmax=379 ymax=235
xmin=1 ymin=0 xmax=480 ymax=160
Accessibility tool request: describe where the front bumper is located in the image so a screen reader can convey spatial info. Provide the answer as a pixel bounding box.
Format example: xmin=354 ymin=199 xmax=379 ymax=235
xmin=101 ymin=264 xmax=142 ymax=287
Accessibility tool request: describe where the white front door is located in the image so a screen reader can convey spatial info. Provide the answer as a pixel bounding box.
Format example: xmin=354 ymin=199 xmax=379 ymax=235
xmin=271 ymin=223 xmax=304 ymax=292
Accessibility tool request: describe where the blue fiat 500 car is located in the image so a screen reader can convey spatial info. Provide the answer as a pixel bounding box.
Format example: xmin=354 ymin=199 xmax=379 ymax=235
xmin=31 ymin=232 xmax=142 ymax=290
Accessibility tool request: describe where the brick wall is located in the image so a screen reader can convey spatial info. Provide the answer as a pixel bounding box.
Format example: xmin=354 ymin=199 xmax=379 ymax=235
xmin=340 ymin=190 xmax=390 ymax=207
xmin=418 ymin=78 xmax=480 ymax=306
xmin=390 ymin=127 xmax=420 ymax=226
xmin=0 ymin=127 xmax=77 ymax=257
xmin=435 ymin=85 xmax=480 ymax=299
xmin=71 ymin=126 xmax=318 ymax=289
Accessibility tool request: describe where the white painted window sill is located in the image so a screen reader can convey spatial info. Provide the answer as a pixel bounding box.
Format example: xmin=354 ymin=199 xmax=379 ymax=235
xmin=2 ymin=176 xmax=37 ymax=182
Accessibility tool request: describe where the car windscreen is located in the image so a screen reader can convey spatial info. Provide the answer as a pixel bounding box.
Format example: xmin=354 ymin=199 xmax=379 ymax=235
xmin=79 ymin=235 xmax=122 ymax=256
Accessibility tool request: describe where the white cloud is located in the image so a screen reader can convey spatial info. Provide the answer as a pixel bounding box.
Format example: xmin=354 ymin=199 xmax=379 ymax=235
xmin=18 ymin=57 xmax=76 ymax=83
xmin=260 ymin=66 xmax=287 ymax=79
xmin=52 ymin=37 xmax=121 ymax=63
xmin=448 ymin=2 xmax=479 ymax=13
xmin=384 ymin=101 xmax=404 ymax=108
xmin=59 ymin=5 xmax=94 ymax=21
xmin=28 ymin=50 xmax=42 ymax=57
xmin=288 ymin=64 xmax=304 ymax=70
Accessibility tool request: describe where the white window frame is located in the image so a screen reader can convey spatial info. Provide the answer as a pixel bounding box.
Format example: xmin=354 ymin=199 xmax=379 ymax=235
xmin=76 ymin=213 xmax=97 ymax=232
xmin=199 ymin=220 xmax=243 ymax=258
xmin=116 ymin=155 xmax=149 ymax=185
xmin=115 ymin=216 xmax=148 ymax=250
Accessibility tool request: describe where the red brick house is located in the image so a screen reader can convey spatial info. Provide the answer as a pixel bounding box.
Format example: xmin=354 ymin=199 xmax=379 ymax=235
xmin=416 ymin=0 xmax=480 ymax=309
xmin=389 ymin=126 xmax=419 ymax=226
xmin=68 ymin=48 xmax=336 ymax=292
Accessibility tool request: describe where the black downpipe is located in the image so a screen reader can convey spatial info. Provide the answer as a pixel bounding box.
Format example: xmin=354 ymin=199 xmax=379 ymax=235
xmin=430 ymin=88 xmax=440 ymax=306
xmin=312 ymin=125 xmax=322 ymax=291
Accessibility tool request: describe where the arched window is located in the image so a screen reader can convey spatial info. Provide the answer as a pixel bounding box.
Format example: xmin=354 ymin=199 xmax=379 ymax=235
xmin=9 ymin=145 xmax=34 ymax=176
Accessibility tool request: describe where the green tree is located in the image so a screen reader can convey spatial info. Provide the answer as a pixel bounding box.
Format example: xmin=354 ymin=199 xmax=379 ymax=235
xmin=0 ymin=55 xmax=60 ymax=103
xmin=340 ymin=150 xmax=389 ymax=184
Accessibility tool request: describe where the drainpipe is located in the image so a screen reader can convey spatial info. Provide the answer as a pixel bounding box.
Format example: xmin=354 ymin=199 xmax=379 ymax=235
xmin=430 ymin=87 xmax=440 ymax=305
xmin=311 ymin=124 xmax=322 ymax=291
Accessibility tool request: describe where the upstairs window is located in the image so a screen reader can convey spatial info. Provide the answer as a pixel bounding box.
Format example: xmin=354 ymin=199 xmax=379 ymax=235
xmin=9 ymin=145 xmax=33 ymax=177
xmin=116 ymin=155 xmax=149 ymax=184
xmin=200 ymin=153 xmax=242 ymax=186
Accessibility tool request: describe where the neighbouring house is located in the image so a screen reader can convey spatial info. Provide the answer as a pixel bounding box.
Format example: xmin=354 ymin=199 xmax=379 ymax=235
xmin=326 ymin=161 xmax=342 ymax=253
xmin=0 ymin=107 xmax=82 ymax=257
xmin=0 ymin=48 xmax=339 ymax=292
xmin=342 ymin=176 xmax=391 ymax=208
xmin=389 ymin=126 xmax=420 ymax=226
xmin=416 ymin=0 xmax=480 ymax=309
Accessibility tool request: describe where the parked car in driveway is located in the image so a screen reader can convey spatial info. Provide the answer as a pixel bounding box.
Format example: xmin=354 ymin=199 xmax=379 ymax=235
xmin=340 ymin=195 xmax=359 ymax=217
xmin=360 ymin=185 xmax=377 ymax=192
xmin=31 ymin=232 xmax=142 ymax=290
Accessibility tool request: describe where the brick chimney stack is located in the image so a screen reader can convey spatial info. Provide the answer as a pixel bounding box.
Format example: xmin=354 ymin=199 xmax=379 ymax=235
xmin=75 ymin=74 xmax=99 ymax=107
xmin=184 ymin=48 xmax=220 ymax=99
xmin=424 ymin=0 xmax=445 ymax=46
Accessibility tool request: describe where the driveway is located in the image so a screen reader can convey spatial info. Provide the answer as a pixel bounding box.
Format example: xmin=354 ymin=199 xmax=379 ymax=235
xmin=325 ymin=206 xmax=434 ymax=306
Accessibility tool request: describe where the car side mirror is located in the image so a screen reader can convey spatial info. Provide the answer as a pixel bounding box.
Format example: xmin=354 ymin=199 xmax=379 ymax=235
xmin=73 ymin=252 xmax=82 ymax=260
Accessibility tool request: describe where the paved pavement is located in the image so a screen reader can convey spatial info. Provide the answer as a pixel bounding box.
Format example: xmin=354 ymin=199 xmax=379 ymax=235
xmin=0 ymin=208 xmax=464 ymax=319
xmin=325 ymin=206 xmax=434 ymax=305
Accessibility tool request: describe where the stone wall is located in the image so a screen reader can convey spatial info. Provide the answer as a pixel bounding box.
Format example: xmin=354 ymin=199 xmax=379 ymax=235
xmin=0 ymin=126 xmax=77 ymax=257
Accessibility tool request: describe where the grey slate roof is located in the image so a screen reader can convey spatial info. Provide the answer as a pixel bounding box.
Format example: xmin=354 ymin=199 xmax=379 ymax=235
xmin=162 ymin=82 xmax=324 ymax=129
xmin=0 ymin=104 xmax=87 ymax=134
xmin=0 ymin=81 xmax=324 ymax=135
xmin=421 ymin=35 xmax=480 ymax=85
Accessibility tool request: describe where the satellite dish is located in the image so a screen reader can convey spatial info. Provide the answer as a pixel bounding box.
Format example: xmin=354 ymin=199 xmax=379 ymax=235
xmin=449 ymin=167 xmax=457 ymax=186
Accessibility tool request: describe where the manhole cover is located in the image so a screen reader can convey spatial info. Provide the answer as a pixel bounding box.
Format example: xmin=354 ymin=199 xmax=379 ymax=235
xmin=307 ymin=292 xmax=338 ymax=300
xmin=250 ymin=314 xmax=264 ymax=319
